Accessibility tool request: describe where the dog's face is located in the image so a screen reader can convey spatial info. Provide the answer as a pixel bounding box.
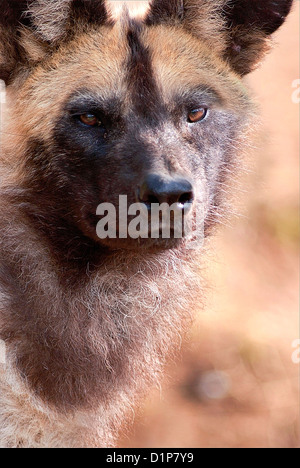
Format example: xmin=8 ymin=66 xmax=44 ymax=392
xmin=16 ymin=22 xmax=250 ymax=249
xmin=0 ymin=0 xmax=293 ymax=251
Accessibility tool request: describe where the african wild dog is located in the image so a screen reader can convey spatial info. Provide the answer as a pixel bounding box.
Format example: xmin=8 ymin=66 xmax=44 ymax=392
xmin=0 ymin=0 xmax=293 ymax=448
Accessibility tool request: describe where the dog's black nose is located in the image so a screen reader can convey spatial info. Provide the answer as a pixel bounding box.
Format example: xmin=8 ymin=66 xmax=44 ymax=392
xmin=138 ymin=174 xmax=194 ymax=209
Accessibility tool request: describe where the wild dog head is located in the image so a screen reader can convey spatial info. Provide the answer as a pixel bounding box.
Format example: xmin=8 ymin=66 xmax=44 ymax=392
xmin=0 ymin=0 xmax=293 ymax=253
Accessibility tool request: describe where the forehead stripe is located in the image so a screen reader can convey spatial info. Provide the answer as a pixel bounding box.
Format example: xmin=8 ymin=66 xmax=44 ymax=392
xmin=126 ymin=21 xmax=162 ymax=121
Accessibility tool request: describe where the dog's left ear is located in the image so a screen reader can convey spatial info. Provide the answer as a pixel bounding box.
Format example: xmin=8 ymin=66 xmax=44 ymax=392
xmin=146 ymin=0 xmax=294 ymax=76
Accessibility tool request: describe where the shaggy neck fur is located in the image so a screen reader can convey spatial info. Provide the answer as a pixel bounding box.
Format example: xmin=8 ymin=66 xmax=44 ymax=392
xmin=0 ymin=186 xmax=202 ymax=447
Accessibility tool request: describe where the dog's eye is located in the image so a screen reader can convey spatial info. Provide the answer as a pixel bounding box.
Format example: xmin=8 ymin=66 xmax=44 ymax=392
xmin=188 ymin=107 xmax=208 ymax=123
xmin=79 ymin=113 xmax=101 ymax=127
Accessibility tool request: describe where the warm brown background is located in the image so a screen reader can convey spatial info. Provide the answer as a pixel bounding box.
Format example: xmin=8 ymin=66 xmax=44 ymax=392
xmin=112 ymin=1 xmax=300 ymax=448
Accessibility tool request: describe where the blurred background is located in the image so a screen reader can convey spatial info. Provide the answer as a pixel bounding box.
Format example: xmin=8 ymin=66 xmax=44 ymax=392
xmin=113 ymin=1 xmax=300 ymax=448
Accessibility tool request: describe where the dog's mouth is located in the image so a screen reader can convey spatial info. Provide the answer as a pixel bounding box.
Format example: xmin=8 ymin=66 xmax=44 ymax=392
xmin=79 ymin=208 xmax=198 ymax=251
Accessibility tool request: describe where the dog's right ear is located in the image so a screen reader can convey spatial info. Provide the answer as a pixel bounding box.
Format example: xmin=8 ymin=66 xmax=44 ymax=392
xmin=0 ymin=0 xmax=71 ymax=84
xmin=0 ymin=0 xmax=109 ymax=84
